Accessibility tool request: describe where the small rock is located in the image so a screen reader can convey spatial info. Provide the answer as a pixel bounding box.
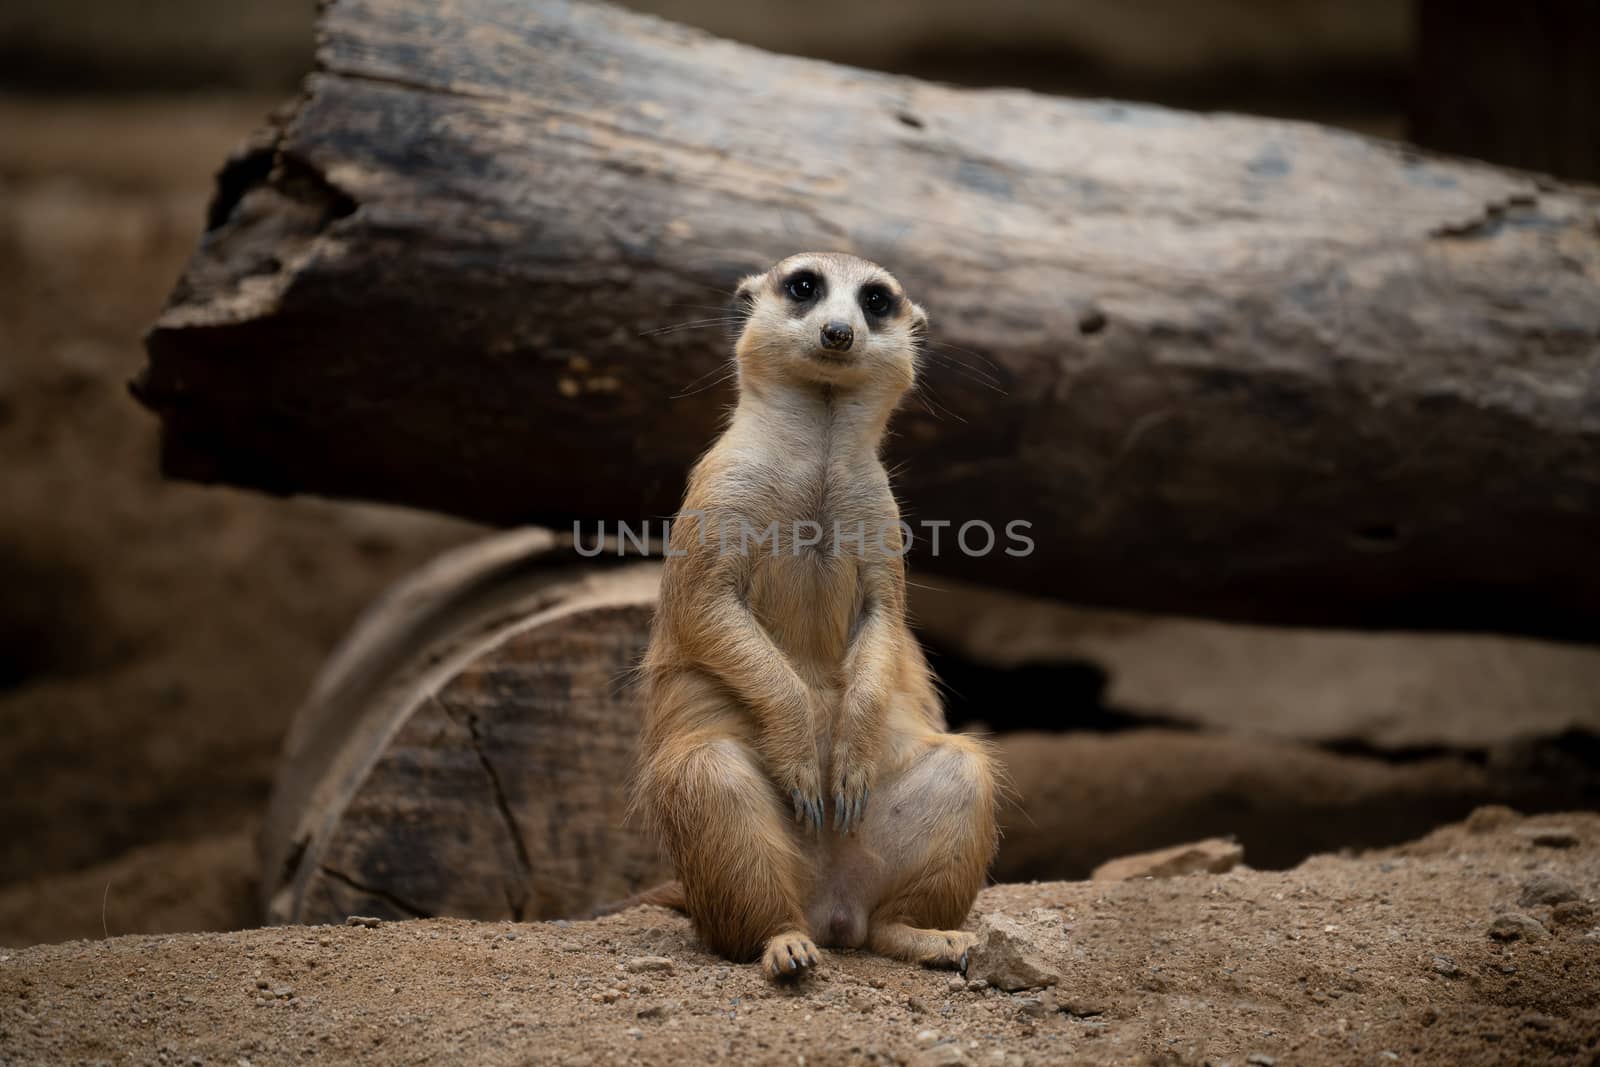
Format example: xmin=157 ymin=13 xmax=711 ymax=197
xmin=966 ymin=979 xmax=989 ymax=992
xmin=1488 ymin=913 xmax=1548 ymax=941
xmin=1465 ymin=806 xmax=1521 ymax=834
xmin=1522 ymin=826 xmax=1579 ymax=849
xmin=635 ymin=999 xmax=678 ymax=1020
xmin=907 ymin=995 xmax=930 ymax=1014
xmin=1552 ymin=900 xmax=1596 ymax=926
xmin=914 ymin=1029 xmax=942 ymax=1048
xmin=1057 ymin=994 xmax=1106 ymax=1018
xmin=1091 ymin=838 xmax=1243 ymax=881
xmin=964 ymin=914 xmax=1061 ymax=992
xmin=948 ymin=976 xmax=967 ymax=993
xmin=623 ymin=956 xmax=675 ymax=974
xmin=345 ymin=916 xmax=382 ymax=929
xmin=1519 ymin=873 xmax=1579 ymax=907
xmin=910 ymin=1045 xmax=970 ymax=1067
xmin=1431 ymin=955 xmax=1460 ymax=978
xmin=1015 ymin=995 xmax=1049 ymax=1019
xmin=272 ymin=987 xmax=294 ymax=999
xmin=624 ymin=1027 xmax=644 ymax=1040
xmin=1246 ymin=1055 xmax=1277 ymax=1067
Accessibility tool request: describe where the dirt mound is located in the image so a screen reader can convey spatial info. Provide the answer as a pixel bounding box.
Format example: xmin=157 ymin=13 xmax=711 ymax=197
xmin=4 ymin=811 xmax=1596 ymax=1066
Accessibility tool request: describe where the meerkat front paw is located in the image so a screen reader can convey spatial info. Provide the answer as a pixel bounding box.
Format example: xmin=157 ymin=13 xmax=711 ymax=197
xmin=762 ymin=930 xmax=821 ymax=980
xmin=829 ymin=756 xmax=873 ymax=835
xmin=774 ymin=758 xmax=824 ymax=835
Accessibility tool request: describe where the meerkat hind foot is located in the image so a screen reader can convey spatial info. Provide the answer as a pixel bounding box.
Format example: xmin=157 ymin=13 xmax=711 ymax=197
xmin=869 ymin=923 xmax=976 ymax=971
xmin=762 ymin=930 xmax=821 ymax=980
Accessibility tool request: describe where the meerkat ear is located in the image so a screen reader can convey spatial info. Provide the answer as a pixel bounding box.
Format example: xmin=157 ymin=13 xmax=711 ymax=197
xmin=732 ymin=273 xmax=764 ymax=312
xmin=727 ymin=273 xmax=764 ymax=345
xmin=907 ymin=300 xmax=929 ymax=333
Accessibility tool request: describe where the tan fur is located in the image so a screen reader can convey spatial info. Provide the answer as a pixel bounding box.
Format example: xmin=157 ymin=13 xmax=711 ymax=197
xmin=633 ymin=252 xmax=1000 ymax=980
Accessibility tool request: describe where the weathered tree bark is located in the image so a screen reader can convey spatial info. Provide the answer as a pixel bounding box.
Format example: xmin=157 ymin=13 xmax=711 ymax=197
xmin=261 ymin=530 xmax=669 ymax=924
xmin=139 ymin=0 xmax=1600 ymax=638
xmin=266 ymin=531 xmax=1600 ymax=925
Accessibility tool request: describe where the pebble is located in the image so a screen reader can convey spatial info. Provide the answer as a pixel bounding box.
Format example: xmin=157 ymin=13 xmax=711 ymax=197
xmin=1057 ymin=994 xmax=1106 ymax=1018
xmin=907 ymin=995 xmax=930 ymax=1014
xmin=1431 ymin=955 xmax=1460 ymax=978
xmin=910 ymin=1045 xmax=970 ymax=1067
xmin=966 ymin=979 xmax=989 ymax=992
xmin=636 ymin=1000 xmax=678 ymax=1020
xmin=1015 ymin=996 xmax=1049 ymax=1019
xmin=624 ymin=1027 xmax=644 ymax=1040
xmin=623 ymin=956 xmax=674 ymax=973
xmin=1246 ymin=1055 xmax=1277 ymax=1067
xmin=948 ymin=976 xmax=967 ymax=993
xmin=344 ymin=916 xmax=382 ymax=929
xmin=914 ymin=1029 xmax=942 ymax=1048
xmin=1519 ymin=873 xmax=1579 ymax=907
xmin=1488 ymin=913 xmax=1548 ymax=941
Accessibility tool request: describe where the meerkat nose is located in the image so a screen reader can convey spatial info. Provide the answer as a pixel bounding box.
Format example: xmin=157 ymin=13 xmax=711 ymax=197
xmin=819 ymin=320 xmax=854 ymax=351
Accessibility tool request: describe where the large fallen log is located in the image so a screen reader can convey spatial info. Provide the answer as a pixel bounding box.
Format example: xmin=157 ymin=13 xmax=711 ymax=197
xmin=138 ymin=0 xmax=1600 ymax=637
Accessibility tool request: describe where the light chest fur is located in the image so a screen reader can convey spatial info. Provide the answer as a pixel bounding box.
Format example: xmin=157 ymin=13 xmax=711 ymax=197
xmin=686 ymin=386 xmax=900 ymax=689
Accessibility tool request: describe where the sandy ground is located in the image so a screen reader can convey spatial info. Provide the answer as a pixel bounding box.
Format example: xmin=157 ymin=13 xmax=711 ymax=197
xmin=3 ymin=810 xmax=1597 ymax=1067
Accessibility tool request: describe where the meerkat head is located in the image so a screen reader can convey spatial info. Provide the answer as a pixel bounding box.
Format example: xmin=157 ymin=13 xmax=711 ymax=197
xmin=731 ymin=252 xmax=927 ymax=397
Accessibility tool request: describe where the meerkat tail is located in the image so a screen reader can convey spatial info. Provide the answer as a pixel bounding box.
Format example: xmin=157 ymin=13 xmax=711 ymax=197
xmin=584 ymin=880 xmax=687 ymax=918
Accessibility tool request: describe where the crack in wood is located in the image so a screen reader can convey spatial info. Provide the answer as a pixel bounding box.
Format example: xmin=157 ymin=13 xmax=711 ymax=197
xmin=432 ymin=694 xmax=533 ymax=921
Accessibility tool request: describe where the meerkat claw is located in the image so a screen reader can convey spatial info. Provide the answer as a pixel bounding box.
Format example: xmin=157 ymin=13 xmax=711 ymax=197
xmin=762 ymin=931 xmax=821 ymax=981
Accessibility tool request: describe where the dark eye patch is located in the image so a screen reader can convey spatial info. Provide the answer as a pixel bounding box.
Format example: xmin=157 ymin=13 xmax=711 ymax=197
xmin=859 ymin=283 xmax=896 ymax=319
xmin=784 ymin=270 xmax=821 ymax=303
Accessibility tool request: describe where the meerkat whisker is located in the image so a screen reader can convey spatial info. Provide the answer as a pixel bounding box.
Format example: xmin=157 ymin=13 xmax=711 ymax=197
xmin=671 ymin=364 xmax=738 ymax=400
xmin=640 ymin=317 xmax=745 ymax=337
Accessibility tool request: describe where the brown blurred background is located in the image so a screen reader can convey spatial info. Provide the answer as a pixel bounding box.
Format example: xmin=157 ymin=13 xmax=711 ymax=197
xmin=2 ymin=0 xmax=1596 ymax=947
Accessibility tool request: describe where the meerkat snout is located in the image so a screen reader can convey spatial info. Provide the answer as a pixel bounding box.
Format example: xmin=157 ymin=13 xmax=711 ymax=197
xmin=819 ymin=320 xmax=854 ymax=351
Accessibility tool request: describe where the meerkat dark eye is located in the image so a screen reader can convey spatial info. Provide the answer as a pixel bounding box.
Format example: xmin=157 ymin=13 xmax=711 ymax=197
xmin=784 ymin=272 xmax=819 ymax=302
xmin=859 ymin=284 xmax=894 ymax=317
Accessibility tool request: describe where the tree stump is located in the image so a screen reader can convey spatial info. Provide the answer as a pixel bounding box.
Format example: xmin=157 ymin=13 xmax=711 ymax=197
xmin=136 ymin=0 xmax=1600 ymax=639
xmin=261 ymin=530 xmax=668 ymax=924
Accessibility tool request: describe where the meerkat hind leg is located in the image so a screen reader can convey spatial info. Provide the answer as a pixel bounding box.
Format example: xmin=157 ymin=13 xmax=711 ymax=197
xmin=638 ymin=694 xmax=822 ymax=980
xmin=859 ymin=732 xmax=998 ymax=970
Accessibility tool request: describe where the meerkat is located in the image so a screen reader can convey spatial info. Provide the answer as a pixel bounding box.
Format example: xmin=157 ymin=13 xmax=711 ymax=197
xmin=633 ymin=252 xmax=1000 ymax=980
